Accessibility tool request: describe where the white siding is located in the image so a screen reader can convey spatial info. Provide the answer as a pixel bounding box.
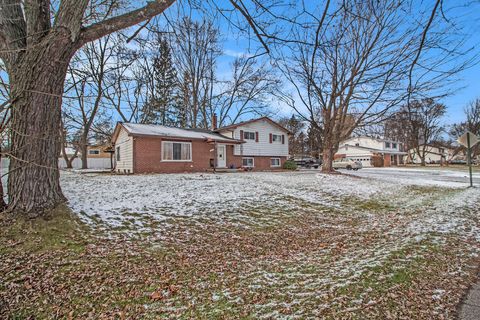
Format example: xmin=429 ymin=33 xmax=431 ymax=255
xmin=115 ymin=127 xmax=134 ymax=173
xmin=220 ymin=120 xmax=289 ymax=156
xmin=59 ymin=158 xmax=111 ymax=169
xmin=342 ymin=136 xmax=400 ymax=151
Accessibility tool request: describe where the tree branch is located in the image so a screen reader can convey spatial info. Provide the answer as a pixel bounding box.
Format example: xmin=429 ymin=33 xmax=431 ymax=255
xmin=78 ymin=0 xmax=176 ymax=46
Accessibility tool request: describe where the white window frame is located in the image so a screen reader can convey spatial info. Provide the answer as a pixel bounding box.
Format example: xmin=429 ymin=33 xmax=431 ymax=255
xmin=270 ymin=158 xmax=281 ymax=167
xmin=243 ymin=131 xmax=256 ymax=140
xmin=385 ymin=142 xmax=391 ymax=148
xmin=242 ymin=157 xmax=254 ymax=167
xmin=88 ymin=149 xmax=100 ymax=155
xmin=272 ymin=134 xmax=282 ymax=143
xmin=161 ymin=141 xmax=192 ymax=162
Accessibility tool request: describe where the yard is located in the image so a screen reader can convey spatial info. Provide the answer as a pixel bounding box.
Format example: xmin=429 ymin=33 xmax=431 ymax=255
xmin=1 ymin=168 xmax=480 ymax=319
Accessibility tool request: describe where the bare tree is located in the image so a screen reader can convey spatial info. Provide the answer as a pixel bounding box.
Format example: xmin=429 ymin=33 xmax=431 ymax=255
xmin=450 ymin=98 xmax=480 ymax=158
xmin=0 ymin=0 xmax=178 ymax=215
xmin=170 ymin=16 xmax=220 ymax=128
xmin=405 ymin=99 xmax=446 ymax=166
xmin=215 ymin=56 xmax=279 ymax=126
xmin=280 ymin=1 xmax=416 ymax=172
xmin=64 ymin=35 xmax=116 ymax=169
xmin=279 ymin=0 xmax=475 ymax=172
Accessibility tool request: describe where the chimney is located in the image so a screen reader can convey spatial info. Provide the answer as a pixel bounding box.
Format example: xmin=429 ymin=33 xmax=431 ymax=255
xmin=212 ymin=114 xmax=218 ymax=130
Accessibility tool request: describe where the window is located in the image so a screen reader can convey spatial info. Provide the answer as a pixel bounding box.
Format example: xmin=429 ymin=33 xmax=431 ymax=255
xmin=116 ymin=146 xmax=120 ymax=161
xmin=242 ymin=157 xmax=254 ymax=167
xmin=392 ymin=143 xmax=397 ymax=149
xmin=385 ymin=142 xmax=391 ymax=148
xmin=270 ymin=158 xmax=281 ymax=167
xmin=272 ymin=134 xmax=282 ymax=142
xmin=89 ymin=149 xmax=100 ymax=155
xmin=162 ymin=141 xmax=192 ymax=161
xmin=243 ymin=131 xmax=255 ymax=140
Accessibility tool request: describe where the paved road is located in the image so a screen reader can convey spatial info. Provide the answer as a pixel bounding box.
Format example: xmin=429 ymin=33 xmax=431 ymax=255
xmin=347 ymin=167 xmax=480 ymax=188
xmin=459 ymin=281 xmax=480 ymax=320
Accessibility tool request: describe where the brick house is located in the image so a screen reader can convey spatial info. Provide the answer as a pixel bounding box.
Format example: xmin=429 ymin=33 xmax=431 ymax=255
xmin=111 ymin=117 xmax=290 ymax=174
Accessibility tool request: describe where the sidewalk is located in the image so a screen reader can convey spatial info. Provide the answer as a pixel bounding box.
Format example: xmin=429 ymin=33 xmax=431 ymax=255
xmin=459 ymin=281 xmax=480 ymax=320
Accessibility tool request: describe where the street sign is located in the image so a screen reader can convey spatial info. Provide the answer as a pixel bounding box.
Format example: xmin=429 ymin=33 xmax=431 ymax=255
xmin=457 ymin=131 xmax=479 ymax=148
xmin=457 ymin=131 xmax=479 ymax=188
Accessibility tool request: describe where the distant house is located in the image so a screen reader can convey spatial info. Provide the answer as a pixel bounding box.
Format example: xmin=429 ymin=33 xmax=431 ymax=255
xmin=405 ymin=145 xmax=455 ymax=164
xmin=111 ymin=117 xmax=290 ymax=174
xmin=335 ymin=136 xmax=407 ymax=167
xmin=86 ymin=145 xmax=113 ymax=159
xmin=59 ymin=144 xmax=114 ymax=169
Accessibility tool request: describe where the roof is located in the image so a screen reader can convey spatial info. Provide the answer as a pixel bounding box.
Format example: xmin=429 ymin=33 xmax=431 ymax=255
xmin=112 ymin=123 xmax=243 ymax=144
xmin=341 ymin=144 xmax=407 ymax=155
xmin=216 ymin=117 xmax=291 ymax=134
xmin=344 ymin=135 xmax=402 ymax=144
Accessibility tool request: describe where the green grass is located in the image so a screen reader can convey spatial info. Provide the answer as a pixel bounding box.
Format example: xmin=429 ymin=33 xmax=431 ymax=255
xmin=0 ymin=204 xmax=90 ymax=254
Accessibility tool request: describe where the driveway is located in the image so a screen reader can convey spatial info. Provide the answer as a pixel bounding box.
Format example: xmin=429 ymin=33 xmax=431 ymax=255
xmin=348 ymin=167 xmax=480 ymax=188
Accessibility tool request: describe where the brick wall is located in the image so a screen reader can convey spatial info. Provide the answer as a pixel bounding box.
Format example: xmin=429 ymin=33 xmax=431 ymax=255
xmin=134 ymin=137 xmax=215 ymax=173
xmin=383 ymin=153 xmax=391 ymax=167
xmin=133 ymin=137 xmax=287 ymax=173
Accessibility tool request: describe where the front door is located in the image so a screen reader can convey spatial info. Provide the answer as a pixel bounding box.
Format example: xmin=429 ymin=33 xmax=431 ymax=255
xmin=217 ymin=145 xmax=226 ymax=168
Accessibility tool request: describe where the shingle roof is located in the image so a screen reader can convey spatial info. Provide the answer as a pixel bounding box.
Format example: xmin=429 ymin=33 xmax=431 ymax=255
xmin=116 ymin=123 xmax=243 ymax=143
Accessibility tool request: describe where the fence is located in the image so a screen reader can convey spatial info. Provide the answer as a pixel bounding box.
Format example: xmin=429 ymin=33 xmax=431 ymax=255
xmin=1 ymin=158 xmax=112 ymax=170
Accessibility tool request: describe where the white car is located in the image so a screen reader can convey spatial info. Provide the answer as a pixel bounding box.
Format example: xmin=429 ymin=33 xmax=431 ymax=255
xmin=333 ymin=158 xmax=363 ymax=171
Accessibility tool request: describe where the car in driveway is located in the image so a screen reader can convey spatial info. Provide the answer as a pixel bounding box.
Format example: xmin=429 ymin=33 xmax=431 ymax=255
xmin=333 ymin=158 xmax=363 ymax=171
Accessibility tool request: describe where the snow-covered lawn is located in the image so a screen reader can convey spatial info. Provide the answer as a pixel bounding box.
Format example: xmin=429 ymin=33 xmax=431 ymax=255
xmin=55 ymin=169 xmax=480 ymax=318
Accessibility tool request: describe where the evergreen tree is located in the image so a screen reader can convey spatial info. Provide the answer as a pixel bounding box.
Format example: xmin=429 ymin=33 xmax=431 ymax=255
xmin=143 ymin=36 xmax=178 ymax=125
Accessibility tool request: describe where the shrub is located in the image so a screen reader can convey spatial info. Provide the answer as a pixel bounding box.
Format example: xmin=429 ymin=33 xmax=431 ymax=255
xmin=283 ymin=160 xmax=297 ymax=170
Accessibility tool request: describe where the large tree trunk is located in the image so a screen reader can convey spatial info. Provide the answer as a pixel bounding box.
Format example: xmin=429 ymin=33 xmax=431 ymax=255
xmin=7 ymin=40 xmax=74 ymax=216
xmin=0 ymin=147 xmax=7 ymax=212
xmin=321 ymin=146 xmax=336 ymax=173
xmin=80 ymin=135 xmax=88 ymax=169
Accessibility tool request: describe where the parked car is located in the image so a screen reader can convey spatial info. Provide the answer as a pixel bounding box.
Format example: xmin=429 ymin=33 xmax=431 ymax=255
xmin=292 ymin=157 xmax=322 ymax=169
xmin=449 ymin=159 xmax=467 ymax=165
xmin=333 ymin=158 xmax=363 ymax=171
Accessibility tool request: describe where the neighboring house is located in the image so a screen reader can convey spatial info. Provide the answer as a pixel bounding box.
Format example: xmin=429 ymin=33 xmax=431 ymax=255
xmin=111 ymin=117 xmax=290 ymax=174
xmin=405 ymin=145 xmax=453 ymax=164
xmin=86 ymin=145 xmax=113 ymax=159
xmin=59 ymin=144 xmax=114 ymax=169
xmin=335 ymin=136 xmax=406 ymax=167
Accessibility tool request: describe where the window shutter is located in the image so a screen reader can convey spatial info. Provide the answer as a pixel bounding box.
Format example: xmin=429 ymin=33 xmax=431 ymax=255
xmin=269 ymin=133 xmax=272 ymax=143
xmin=282 ymin=135 xmax=285 ymax=144
xmin=255 ymin=132 xmax=259 ymax=142
xmin=240 ymin=130 xmax=244 ymax=141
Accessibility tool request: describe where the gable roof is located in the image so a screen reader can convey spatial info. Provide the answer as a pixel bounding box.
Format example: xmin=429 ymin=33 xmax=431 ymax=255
xmin=112 ymin=122 xmax=243 ymax=144
xmin=216 ymin=117 xmax=291 ymax=134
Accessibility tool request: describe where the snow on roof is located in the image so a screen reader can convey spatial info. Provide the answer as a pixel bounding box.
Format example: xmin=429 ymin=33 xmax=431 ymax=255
xmin=342 ymin=144 xmax=407 ymax=155
xmin=120 ymin=123 xmax=242 ymax=143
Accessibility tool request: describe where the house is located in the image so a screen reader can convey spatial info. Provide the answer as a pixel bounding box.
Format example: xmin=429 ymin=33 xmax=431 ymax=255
xmin=86 ymin=144 xmax=113 ymax=159
xmin=111 ymin=117 xmax=290 ymax=174
xmin=335 ymin=136 xmax=406 ymax=167
xmin=405 ymin=144 xmax=459 ymax=164
xmin=59 ymin=143 xmax=114 ymax=169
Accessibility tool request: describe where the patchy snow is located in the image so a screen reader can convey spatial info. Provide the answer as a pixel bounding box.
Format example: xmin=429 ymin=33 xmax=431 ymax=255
xmin=62 ymin=171 xmax=396 ymax=231
xmin=58 ymin=168 xmax=480 ymax=317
